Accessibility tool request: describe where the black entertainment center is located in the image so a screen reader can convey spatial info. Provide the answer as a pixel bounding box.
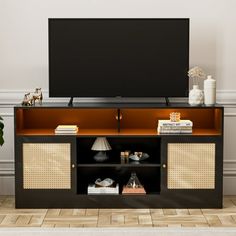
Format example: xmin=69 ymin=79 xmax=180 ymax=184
xmin=14 ymin=103 xmax=223 ymax=208
xmin=14 ymin=18 xmax=224 ymax=208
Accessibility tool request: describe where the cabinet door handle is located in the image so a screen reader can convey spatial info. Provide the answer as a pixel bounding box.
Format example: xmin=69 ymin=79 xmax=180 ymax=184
xmin=162 ymin=164 xmax=166 ymax=168
xmin=72 ymin=164 xmax=75 ymax=168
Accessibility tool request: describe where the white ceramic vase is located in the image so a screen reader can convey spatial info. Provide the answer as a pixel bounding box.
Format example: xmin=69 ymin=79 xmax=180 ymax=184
xmin=204 ymin=75 xmax=216 ymax=105
xmin=188 ymin=85 xmax=204 ymax=105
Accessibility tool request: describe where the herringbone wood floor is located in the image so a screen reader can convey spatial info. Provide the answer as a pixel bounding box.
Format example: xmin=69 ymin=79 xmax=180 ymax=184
xmin=1 ymin=196 xmax=236 ymax=227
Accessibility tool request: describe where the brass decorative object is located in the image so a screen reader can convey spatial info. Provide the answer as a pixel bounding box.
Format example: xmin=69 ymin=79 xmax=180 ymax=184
xmin=120 ymin=151 xmax=125 ymax=163
xmin=21 ymin=93 xmax=34 ymax=106
xmin=120 ymin=150 xmax=130 ymax=163
xmin=122 ymin=172 xmax=146 ymax=194
xmin=21 ymin=88 xmax=43 ymax=106
xmin=170 ymin=112 xmax=181 ymax=122
xmin=32 ymin=88 xmax=43 ymax=105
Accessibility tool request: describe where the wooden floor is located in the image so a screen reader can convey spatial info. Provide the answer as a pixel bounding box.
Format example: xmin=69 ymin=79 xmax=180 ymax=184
xmin=1 ymin=196 xmax=236 ymax=227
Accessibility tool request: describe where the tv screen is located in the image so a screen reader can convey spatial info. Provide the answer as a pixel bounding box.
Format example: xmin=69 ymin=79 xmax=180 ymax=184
xmin=49 ymin=18 xmax=189 ymax=98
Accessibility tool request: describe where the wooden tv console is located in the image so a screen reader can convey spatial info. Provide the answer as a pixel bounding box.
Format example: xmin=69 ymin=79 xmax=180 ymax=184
xmin=14 ymin=103 xmax=223 ymax=208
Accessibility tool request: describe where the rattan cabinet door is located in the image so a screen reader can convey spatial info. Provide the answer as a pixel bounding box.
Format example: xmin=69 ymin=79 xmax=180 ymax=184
xmin=16 ymin=136 xmax=77 ymax=192
xmin=23 ymin=143 xmax=71 ymax=189
xmin=167 ymin=143 xmax=215 ymax=189
xmin=161 ymin=136 xmax=223 ymax=193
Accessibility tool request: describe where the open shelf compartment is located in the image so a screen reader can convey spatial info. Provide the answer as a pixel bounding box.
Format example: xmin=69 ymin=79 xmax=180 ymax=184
xmin=15 ymin=107 xmax=223 ymax=136
xmin=77 ymin=137 xmax=161 ymax=165
xmin=77 ymin=166 xmax=161 ymax=195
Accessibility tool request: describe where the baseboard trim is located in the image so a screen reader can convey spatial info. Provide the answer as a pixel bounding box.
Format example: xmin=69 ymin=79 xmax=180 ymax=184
xmin=224 ymin=168 xmax=236 ymax=176
xmin=0 ymin=160 xmax=14 ymax=176
xmin=0 ymin=112 xmax=14 ymax=117
xmin=0 ymin=169 xmax=14 ymax=176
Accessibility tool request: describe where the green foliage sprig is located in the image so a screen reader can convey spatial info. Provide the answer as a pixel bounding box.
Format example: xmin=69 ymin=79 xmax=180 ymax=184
xmin=0 ymin=116 xmax=4 ymax=146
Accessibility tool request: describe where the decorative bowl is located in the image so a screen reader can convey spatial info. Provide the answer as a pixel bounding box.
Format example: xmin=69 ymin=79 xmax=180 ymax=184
xmin=95 ymin=178 xmax=114 ymax=187
xmin=129 ymin=153 xmax=149 ymax=162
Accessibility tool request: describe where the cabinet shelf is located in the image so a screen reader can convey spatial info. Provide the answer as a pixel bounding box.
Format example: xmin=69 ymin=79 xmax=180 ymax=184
xmin=77 ymin=192 xmax=161 ymax=197
xmin=16 ymin=128 xmax=222 ymax=136
xmin=77 ymin=163 xmax=161 ymax=167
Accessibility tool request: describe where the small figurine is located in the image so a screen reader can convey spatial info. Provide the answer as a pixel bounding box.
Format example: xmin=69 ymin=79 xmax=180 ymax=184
xmin=21 ymin=93 xmax=34 ymax=106
xmin=32 ymin=88 xmax=43 ymax=105
xmin=21 ymin=88 xmax=43 ymax=106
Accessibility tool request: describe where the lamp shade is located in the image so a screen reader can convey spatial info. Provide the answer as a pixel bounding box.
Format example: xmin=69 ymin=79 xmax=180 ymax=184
xmin=91 ymin=137 xmax=112 ymax=151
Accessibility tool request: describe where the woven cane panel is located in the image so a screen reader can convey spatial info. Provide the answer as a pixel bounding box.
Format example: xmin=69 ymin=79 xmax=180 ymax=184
xmin=23 ymin=143 xmax=71 ymax=189
xmin=167 ymin=143 xmax=215 ymax=189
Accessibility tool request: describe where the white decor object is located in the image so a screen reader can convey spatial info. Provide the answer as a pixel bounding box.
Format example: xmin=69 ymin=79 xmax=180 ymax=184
xmin=129 ymin=153 xmax=149 ymax=162
xmin=188 ymin=66 xmax=205 ymax=106
xmin=95 ymin=178 xmax=114 ymax=187
xmin=91 ymin=137 xmax=112 ymax=162
xmin=204 ymin=75 xmax=216 ymax=105
xmin=188 ymin=85 xmax=204 ymax=105
xmin=88 ymin=183 xmax=119 ymax=195
xmin=188 ymin=66 xmax=206 ymax=85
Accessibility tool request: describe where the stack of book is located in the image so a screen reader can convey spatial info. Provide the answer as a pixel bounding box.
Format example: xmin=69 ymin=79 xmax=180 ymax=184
xmin=157 ymin=120 xmax=193 ymax=134
xmin=55 ymin=125 xmax=79 ymax=135
xmin=88 ymin=184 xmax=119 ymax=195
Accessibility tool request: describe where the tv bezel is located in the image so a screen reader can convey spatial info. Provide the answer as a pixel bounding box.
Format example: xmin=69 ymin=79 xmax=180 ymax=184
xmin=48 ymin=18 xmax=189 ymax=98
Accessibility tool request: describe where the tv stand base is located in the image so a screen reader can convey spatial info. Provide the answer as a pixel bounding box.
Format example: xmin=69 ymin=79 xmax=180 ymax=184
xmin=68 ymin=97 xmax=74 ymax=106
xmin=165 ymin=97 xmax=170 ymax=106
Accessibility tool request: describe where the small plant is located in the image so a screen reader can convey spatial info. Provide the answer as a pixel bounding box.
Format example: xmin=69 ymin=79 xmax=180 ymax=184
xmin=188 ymin=66 xmax=206 ymax=85
xmin=0 ymin=116 xmax=4 ymax=146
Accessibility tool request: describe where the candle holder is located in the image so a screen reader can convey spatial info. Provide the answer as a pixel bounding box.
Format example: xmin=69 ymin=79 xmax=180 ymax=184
xmin=170 ymin=112 xmax=181 ymax=122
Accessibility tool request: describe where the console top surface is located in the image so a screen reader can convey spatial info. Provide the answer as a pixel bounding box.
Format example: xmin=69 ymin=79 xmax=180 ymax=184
xmin=15 ymin=102 xmax=223 ymax=109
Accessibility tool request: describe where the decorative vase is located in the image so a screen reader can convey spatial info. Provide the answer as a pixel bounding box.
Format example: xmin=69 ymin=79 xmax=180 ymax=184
xmin=188 ymin=85 xmax=204 ymax=105
xmin=204 ymin=75 xmax=216 ymax=105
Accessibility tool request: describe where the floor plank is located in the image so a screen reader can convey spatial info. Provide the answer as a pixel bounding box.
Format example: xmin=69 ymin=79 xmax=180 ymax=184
xmin=0 ymin=196 xmax=236 ymax=227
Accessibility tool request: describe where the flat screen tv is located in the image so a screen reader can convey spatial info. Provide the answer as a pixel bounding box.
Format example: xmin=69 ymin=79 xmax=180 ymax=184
xmin=49 ymin=18 xmax=189 ymax=98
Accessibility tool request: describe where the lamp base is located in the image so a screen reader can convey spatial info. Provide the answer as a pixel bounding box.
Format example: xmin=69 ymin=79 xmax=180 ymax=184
xmin=93 ymin=151 xmax=109 ymax=162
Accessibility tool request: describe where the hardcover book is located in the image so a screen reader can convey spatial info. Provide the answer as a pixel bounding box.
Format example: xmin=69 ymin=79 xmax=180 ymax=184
xmin=55 ymin=125 xmax=78 ymax=134
xmin=88 ymin=184 xmax=119 ymax=195
xmin=158 ymin=120 xmax=193 ymax=127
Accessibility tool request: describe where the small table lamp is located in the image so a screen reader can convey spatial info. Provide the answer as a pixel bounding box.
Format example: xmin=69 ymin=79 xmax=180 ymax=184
xmin=91 ymin=137 xmax=112 ymax=162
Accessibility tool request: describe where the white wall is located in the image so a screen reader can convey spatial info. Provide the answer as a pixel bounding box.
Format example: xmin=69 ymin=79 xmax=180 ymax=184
xmin=1 ymin=0 xmax=236 ymax=195
xmin=1 ymin=0 xmax=236 ymax=91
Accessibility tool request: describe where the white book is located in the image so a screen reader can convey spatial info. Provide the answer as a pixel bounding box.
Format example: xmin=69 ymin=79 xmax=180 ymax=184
xmin=158 ymin=130 xmax=192 ymax=134
xmin=56 ymin=125 xmax=78 ymax=131
xmin=158 ymin=120 xmax=193 ymax=127
xmin=158 ymin=126 xmax=192 ymax=130
xmin=55 ymin=125 xmax=78 ymax=135
xmin=55 ymin=129 xmax=78 ymax=133
xmin=88 ymin=184 xmax=119 ymax=195
xmin=55 ymin=131 xmax=78 ymax=135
